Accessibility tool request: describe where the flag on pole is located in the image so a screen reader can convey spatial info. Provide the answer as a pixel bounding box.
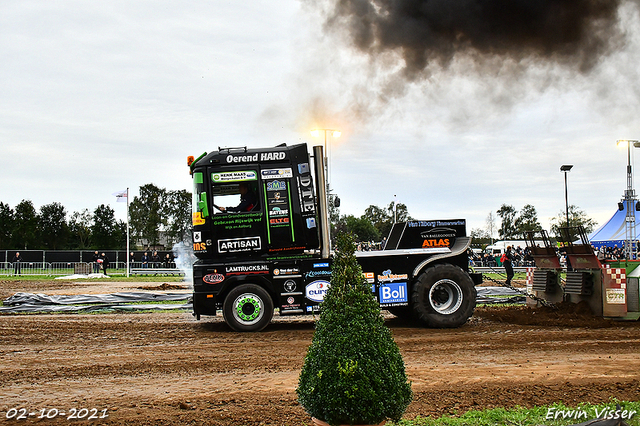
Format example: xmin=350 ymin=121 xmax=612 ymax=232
xmin=113 ymin=189 xmax=128 ymax=202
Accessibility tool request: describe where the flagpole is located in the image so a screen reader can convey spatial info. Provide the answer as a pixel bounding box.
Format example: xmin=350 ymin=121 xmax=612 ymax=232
xmin=126 ymin=187 xmax=130 ymax=278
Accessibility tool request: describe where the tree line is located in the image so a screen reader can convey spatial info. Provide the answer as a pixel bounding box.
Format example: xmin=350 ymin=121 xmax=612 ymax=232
xmin=333 ymin=201 xmax=598 ymax=246
xmin=470 ymin=203 xmax=598 ymax=245
xmin=0 ymin=184 xmax=598 ymax=251
xmin=0 ymin=184 xmax=191 ymax=250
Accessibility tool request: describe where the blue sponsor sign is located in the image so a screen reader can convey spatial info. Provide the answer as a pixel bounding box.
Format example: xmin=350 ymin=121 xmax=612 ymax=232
xmin=313 ymin=262 xmax=329 ymax=268
xmin=379 ymin=282 xmax=408 ymax=304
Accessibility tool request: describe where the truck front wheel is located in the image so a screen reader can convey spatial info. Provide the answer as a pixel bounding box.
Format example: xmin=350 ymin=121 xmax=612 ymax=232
xmin=411 ymin=264 xmax=476 ymax=328
xmin=223 ymin=284 xmax=274 ymax=332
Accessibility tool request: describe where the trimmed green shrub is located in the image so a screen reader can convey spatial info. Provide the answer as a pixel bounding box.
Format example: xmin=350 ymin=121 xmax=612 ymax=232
xmin=297 ymin=233 xmax=413 ymax=425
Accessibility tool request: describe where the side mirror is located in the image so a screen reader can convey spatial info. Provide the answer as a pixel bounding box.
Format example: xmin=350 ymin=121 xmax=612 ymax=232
xmin=333 ymin=196 xmax=341 ymax=208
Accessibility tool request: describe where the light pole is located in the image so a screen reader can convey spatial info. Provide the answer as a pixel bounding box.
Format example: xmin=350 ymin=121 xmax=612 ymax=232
xmin=616 ymin=139 xmax=640 ymax=259
xmin=560 ymin=165 xmax=573 ymax=229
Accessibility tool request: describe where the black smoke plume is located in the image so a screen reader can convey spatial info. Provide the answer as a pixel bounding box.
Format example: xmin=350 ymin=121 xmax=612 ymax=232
xmin=324 ymin=0 xmax=624 ymax=76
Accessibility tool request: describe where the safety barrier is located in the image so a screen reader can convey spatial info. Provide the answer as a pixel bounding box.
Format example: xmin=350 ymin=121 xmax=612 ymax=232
xmin=0 ymin=261 xmax=175 ymax=277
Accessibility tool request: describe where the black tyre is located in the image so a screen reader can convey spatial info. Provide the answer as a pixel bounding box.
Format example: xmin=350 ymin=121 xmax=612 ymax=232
xmin=411 ymin=264 xmax=476 ymax=328
xmin=222 ymin=284 xmax=274 ymax=332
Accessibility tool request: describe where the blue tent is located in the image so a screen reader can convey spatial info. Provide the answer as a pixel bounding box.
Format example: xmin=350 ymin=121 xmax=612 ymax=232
xmin=588 ymin=201 xmax=640 ymax=248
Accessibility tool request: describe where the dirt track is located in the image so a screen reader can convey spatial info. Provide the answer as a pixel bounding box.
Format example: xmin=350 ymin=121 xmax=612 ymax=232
xmin=1 ymin=280 xmax=640 ymax=425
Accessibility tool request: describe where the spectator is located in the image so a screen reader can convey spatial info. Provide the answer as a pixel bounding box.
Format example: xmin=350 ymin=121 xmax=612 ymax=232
xmin=503 ymin=246 xmax=515 ymax=285
xmin=129 ymin=252 xmax=135 ymax=266
xmin=100 ymin=252 xmax=110 ymax=277
xmin=11 ymin=252 xmax=23 ymax=276
xmin=164 ymin=253 xmax=174 ymax=268
xmin=151 ymin=251 xmax=160 ymax=268
xmin=92 ymin=250 xmax=100 ymax=273
xmin=141 ymin=252 xmax=149 ymax=269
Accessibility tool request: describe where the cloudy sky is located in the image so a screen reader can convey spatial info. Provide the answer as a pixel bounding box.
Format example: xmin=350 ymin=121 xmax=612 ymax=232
xmin=2 ymin=0 xmax=640 ymax=237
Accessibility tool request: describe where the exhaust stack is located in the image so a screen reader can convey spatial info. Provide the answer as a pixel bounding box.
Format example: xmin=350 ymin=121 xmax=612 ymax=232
xmin=313 ymin=145 xmax=331 ymax=258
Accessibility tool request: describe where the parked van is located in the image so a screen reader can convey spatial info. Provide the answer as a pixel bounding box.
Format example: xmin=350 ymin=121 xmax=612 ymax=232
xmin=484 ymin=240 xmax=539 ymax=256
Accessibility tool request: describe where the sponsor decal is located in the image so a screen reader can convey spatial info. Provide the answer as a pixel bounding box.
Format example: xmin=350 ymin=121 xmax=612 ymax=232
xmin=212 ymin=171 xmax=257 ymax=183
xmin=378 ymin=269 xmax=409 ymax=283
xmin=304 ymin=270 xmax=332 ymax=279
xmin=269 ymin=217 xmax=290 ymax=225
xmin=306 ymin=280 xmax=331 ymax=303
xmin=269 ymin=207 xmax=289 ymax=217
xmin=364 ymin=272 xmax=375 ymax=283
xmin=420 ymin=228 xmax=457 ymax=239
xmin=193 ymin=242 xmax=207 ymax=252
xmin=314 ymin=263 xmax=329 ymax=268
xmin=606 ymin=288 xmax=626 ymax=304
xmin=225 ymin=152 xmax=286 ymax=164
xmin=261 ymin=168 xmax=293 ymax=179
xmin=297 ymin=175 xmax=315 ymax=213
xmin=226 ymin=264 xmax=269 ymax=275
xmin=268 ymin=246 xmax=306 ymax=253
xmin=306 ymin=217 xmax=317 ymax=229
xmin=408 ymin=220 xmax=465 ymax=228
xmin=192 ymin=212 xmax=205 ymax=226
xmin=298 ymin=163 xmax=310 ymax=174
xmin=193 ymin=231 xmax=202 ymax=243
xmin=306 ymin=306 xmax=313 ymax=312
xmin=267 ymin=180 xmax=287 ymax=191
xmin=273 ymin=268 xmax=300 ymax=276
xmin=287 ymin=296 xmax=295 ymax=304
xmin=284 ymin=280 xmax=297 ymax=292
xmin=422 ymin=238 xmax=450 ymax=248
xmin=218 ymin=236 xmax=261 ymax=253
xmin=203 ymin=273 xmax=225 ymax=284
xmin=379 ymin=282 xmax=408 ymax=304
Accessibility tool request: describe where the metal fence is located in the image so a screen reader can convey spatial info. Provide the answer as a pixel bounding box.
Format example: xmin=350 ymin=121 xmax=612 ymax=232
xmin=0 ymin=249 xmax=181 ymax=276
xmin=1 ymin=261 xmax=129 ymax=276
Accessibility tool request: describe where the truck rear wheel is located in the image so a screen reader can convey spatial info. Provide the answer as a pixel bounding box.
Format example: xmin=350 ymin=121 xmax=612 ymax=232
xmin=411 ymin=264 xmax=476 ymax=328
xmin=223 ymin=284 xmax=273 ymax=332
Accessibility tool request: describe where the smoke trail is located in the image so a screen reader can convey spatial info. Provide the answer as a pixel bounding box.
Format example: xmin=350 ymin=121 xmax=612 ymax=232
xmin=323 ymin=0 xmax=625 ymax=77
xmin=172 ymin=241 xmax=196 ymax=287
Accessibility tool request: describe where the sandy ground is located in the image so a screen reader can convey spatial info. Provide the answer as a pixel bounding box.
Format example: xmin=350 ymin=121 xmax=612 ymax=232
xmin=1 ymin=279 xmax=640 ymax=425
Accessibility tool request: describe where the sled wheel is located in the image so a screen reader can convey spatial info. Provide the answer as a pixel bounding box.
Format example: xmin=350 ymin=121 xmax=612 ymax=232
xmin=223 ymin=284 xmax=273 ymax=332
xmin=412 ymin=264 xmax=476 ymax=328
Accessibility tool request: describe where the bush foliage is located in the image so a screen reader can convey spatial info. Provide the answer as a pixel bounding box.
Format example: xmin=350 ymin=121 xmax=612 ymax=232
xmin=297 ymin=233 xmax=413 ymax=425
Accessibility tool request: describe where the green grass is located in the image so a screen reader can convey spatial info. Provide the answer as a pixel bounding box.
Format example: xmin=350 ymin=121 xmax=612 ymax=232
xmin=391 ymin=401 xmax=640 ymax=426
xmin=479 ymin=272 xmax=528 ymax=281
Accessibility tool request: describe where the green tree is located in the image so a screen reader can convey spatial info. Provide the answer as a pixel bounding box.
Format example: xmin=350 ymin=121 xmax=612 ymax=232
xmin=164 ymin=189 xmax=192 ymax=245
xmin=497 ymin=204 xmax=518 ymax=239
xmin=363 ymin=204 xmax=388 ymax=235
xmin=39 ymin=202 xmax=69 ymax=250
xmin=297 ymin=233 xmax=412 ymax=424
xmin=129 ymin=184 xmax=166 ymax=248
xmin=362 ymin=201 xmax=413 ymax=240
xmin=12 ymin=200 xmax=39 ymax=249
xmin=0 ymin=202 xmax=14 ymax=248
xmin=514 ymin=204 xmax=542 ymax=238
xmin=387 ymin=201 xmax=411 ymax=224
xmin=550 ymin=205 xmax=598 ymax=242
xmin=68 ymin=209 xmax=93 ymax=249
xmin=342 ymin=215 xmax=381 ymax=242
xmin=92 ymin=204 xmax=119 ymax=249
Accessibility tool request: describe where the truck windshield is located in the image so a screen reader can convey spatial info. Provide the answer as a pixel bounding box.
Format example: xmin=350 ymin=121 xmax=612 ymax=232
xmin=211 ymin=171 xmax=260 ymax=214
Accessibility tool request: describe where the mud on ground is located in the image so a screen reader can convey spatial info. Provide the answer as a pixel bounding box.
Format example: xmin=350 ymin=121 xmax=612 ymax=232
xmin=1 ymin=280 xmax=639 ymax=425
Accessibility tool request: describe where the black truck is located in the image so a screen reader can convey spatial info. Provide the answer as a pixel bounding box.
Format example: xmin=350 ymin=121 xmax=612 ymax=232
xmin=188 ymin=143 xmax=481 ymax=331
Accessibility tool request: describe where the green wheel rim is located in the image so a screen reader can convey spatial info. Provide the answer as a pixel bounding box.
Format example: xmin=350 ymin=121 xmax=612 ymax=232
xmin=233 ymin=293 xmax=263 ymax=325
